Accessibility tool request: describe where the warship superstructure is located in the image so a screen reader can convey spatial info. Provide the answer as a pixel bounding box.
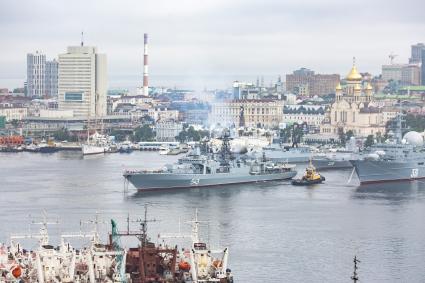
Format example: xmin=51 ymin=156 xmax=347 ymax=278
xmin=124 ymin=132 xmax=297 ymax=191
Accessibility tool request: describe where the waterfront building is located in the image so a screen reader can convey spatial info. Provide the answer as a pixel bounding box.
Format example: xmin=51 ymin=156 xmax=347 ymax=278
xmin=382 ymin=64 xmax=420 ymax=86
xmin=180 ymin=109 xmax=210 ymax=126
xmin=22 ymin=115 xmax=132 ymax=134
xmin=155 ymin=119 xmax=183 ymax=142
xmin=210 ymin=99 xmax=284 ymax=129
xmin=119 ymin=95 xmax=153 ymax=106
xmin=284 ymin=93 xmax=297 ymax=105
xmin=286 ymin=68 xmax=340 ymax=97
xmin=283 ymin=105 xmax=326 ymax=132
xmin=45 ymin=59 xmax=58 ymax=97
xmin=320 ymin=60 xmax=392 ymax=137
xmin=58 ymin=45 xmax=107 ymax=118
xmin=232 ymin=81 xmax=259 ymax=100
xmin=0 ymin=106 xmax=28 ymax=121
xmin=409 ymin=43 xmax=425 ymax=64
xmin=148 ymin=107 xmax=179 ymax=122
xmin=27 ymin=51 xmax=46 ymax=97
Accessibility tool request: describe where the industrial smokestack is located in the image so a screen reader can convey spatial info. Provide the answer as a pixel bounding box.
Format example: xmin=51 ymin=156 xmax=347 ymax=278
xmin=143 ymin=33 xmax=149 ymax=96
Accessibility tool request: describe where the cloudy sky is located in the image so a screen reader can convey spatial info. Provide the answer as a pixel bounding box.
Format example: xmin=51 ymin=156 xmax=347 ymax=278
xmin=0 ymin=0 xmax=424 ymax=90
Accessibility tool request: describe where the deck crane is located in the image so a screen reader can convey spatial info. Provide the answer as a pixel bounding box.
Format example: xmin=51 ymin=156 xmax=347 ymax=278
xmin=111 ymin=219 xmax=127 ymax=282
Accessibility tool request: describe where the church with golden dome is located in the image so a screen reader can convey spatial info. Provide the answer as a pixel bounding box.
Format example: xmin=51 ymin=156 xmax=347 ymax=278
xmin=320 ymin=59 xmax=389 ymax=138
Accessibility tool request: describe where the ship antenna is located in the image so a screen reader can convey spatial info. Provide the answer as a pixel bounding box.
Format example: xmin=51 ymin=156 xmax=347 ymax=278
xmin=81 ymin=31 xmax=84 ymax=47
xmin=351 ymin=255 xmax=360 ymax=282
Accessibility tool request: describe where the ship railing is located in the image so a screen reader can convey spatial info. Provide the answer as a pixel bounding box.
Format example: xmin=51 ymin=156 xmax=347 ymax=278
xmin=124 ymin=169 xmax=165 ymax=174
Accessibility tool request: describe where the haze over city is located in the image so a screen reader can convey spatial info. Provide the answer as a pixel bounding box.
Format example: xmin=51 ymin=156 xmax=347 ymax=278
xmin=3 ymin=0 xmax=425 ymax=282
xmin=1 ymin=0 xmax=425 ymax=89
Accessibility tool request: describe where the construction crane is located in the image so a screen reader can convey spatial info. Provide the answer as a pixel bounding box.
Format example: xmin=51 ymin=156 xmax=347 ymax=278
xmin=389 ymin=52 xmax=398 ymax=64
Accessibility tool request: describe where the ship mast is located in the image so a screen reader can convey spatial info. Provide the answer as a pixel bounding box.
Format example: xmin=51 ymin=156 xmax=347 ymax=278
xmin=219 ymin=129 xmax=233 ymax=167
xmin=351 ymin=255 xmax=360 ymax=282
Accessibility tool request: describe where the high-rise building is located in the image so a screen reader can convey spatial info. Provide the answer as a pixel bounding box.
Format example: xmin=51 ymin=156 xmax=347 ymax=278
xmin=382 ymin=64 xmax=403 ymax=82
xmin=58 ymin=45 xmax=107 ymax=118
xmin=422 ymin=49 xmax=425 ymax=85
xmin=286 ymin=68 xmax=339 ymax=97
xmin=382 ymin=64 xmax=421 ymax=86
xmin=409 ymin=43 xmax=425 ymax=64
xmin=45 ymin=59 xmax=58 ymax=97
xmin=27 ymin=51 xmax=46 ymax=97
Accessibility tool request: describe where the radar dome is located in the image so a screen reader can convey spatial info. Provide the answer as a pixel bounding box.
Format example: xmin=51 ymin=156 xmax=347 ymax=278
xmin=403 ymin=131 xmax=424 ymax=147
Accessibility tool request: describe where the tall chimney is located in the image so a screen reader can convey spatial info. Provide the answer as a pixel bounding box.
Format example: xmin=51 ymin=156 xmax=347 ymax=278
xmin=143 ymin=33 xmax=149 ymax=96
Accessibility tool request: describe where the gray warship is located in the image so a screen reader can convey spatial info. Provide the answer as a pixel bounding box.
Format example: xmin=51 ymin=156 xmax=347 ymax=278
xmin=124 ymin=133 xmax=297 ymax=190
xmin=351 ymin=113 xmax=425 ymax=184
xmin=313 ymin=152 xmax=354 ymax=170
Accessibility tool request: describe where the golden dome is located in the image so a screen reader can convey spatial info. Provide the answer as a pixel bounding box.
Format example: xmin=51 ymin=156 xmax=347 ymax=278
xmin=335 ymin=82 xmax=342 ymax=91
xmin=346 ymin=65 xmax=362 ymax=81
xmin=354 ymin=84 xmax=361 ymax=91
xmin=366 ymin=82 xmax=373 ymax=90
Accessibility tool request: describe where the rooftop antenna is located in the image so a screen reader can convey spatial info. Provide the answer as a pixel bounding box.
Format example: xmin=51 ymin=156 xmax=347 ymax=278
xmin=81 ymin=31 xmax=84 ymax=47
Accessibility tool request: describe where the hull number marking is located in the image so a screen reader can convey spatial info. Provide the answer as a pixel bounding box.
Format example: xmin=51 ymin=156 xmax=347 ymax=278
xmin=411 ymin=168 xmax=418 ymax=178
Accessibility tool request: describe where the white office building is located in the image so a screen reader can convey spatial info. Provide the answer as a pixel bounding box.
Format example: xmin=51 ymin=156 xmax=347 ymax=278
xmin=27 ymin=51 xmax=46 ymax=97
xmin=156 ymin=119 xmax=183 ymax=142
xmin=58 ymin=45 xmax=107 ymax=118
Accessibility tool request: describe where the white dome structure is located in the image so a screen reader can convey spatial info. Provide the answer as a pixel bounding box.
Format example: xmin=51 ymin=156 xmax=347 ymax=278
xmin=403 ymin=131 xmax=424 ymax=147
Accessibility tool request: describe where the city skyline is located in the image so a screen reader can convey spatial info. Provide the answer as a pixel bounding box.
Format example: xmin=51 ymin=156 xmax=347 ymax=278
xmin=1 ymin=0 xmax=424 ymax=90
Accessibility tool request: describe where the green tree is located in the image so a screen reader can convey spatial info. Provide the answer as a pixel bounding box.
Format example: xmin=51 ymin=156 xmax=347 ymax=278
xmin=53 ymin=128 xmax=78 ymax=142
xmin=133 ymin=124 xmax=154 ymax=142
xmin=375 ymin=132 xmax=383 ymax=143
xmin=338 ymin=128 xmax=346 ymax=146
xmin=175 ymin=126 xmax=209 ymax=142
xmin=10 ymin=119 xmax=19 ymax=128
xmin=364 ymin=135 xmax=374 ymax=148
xmin=405 ymin=113 xmax=425 ymax=132
xmin=346 ymin=130 xmax=354 ymax=141
xmin=109 ymin=129 xmax=129 ymax=142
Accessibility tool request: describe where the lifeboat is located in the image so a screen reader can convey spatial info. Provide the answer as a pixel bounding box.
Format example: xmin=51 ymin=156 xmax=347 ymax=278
xmin=11 ymin=265 xmax=22 ymax=278
xmin=212 ymin=260 xmax=222 ymax=268
xmin=178 ymin=260 xmax=191 ymax=271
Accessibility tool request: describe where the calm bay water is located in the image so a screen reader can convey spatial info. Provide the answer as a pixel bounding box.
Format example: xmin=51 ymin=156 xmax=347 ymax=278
xmin=1 ymin=151 xmax=425 ymax=282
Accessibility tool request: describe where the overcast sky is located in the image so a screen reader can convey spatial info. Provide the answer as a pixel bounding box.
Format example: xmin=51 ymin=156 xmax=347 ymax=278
xmin=0 ymin=0 xmax=424 ymax=90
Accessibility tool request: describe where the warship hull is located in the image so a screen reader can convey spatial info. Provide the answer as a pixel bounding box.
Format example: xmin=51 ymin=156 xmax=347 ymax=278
xmin=124 ymin=170 xmax=297 ymax=191
xmin=268 ymin=155 xmax=310 ymax=163
xmin=351 ymin=160 xmax=425 ymax=184
xmin=312 ymin=159 xmax=353 ymax=170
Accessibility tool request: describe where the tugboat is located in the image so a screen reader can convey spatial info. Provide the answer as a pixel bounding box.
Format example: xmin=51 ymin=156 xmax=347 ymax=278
xmin=292 ymin=161 xmax=325 ymax=186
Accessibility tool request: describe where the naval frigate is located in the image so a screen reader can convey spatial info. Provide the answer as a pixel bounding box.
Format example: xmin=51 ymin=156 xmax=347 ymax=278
xmin=124 ymin=133 xmax=297 ymax=190
xmin=350 ymin=113 xmax=425 ymax=184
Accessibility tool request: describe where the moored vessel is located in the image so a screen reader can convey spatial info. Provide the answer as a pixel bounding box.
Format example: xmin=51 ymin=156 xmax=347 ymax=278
xmin=124 ymin=131 xmax=297 ymax=191
xmin=351 ymin=113 xmax=425 ymax=185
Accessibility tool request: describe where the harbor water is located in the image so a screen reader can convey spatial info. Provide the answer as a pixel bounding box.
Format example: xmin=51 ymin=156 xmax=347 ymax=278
xmin=1 ymin=151 xmax=425 ymax=282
